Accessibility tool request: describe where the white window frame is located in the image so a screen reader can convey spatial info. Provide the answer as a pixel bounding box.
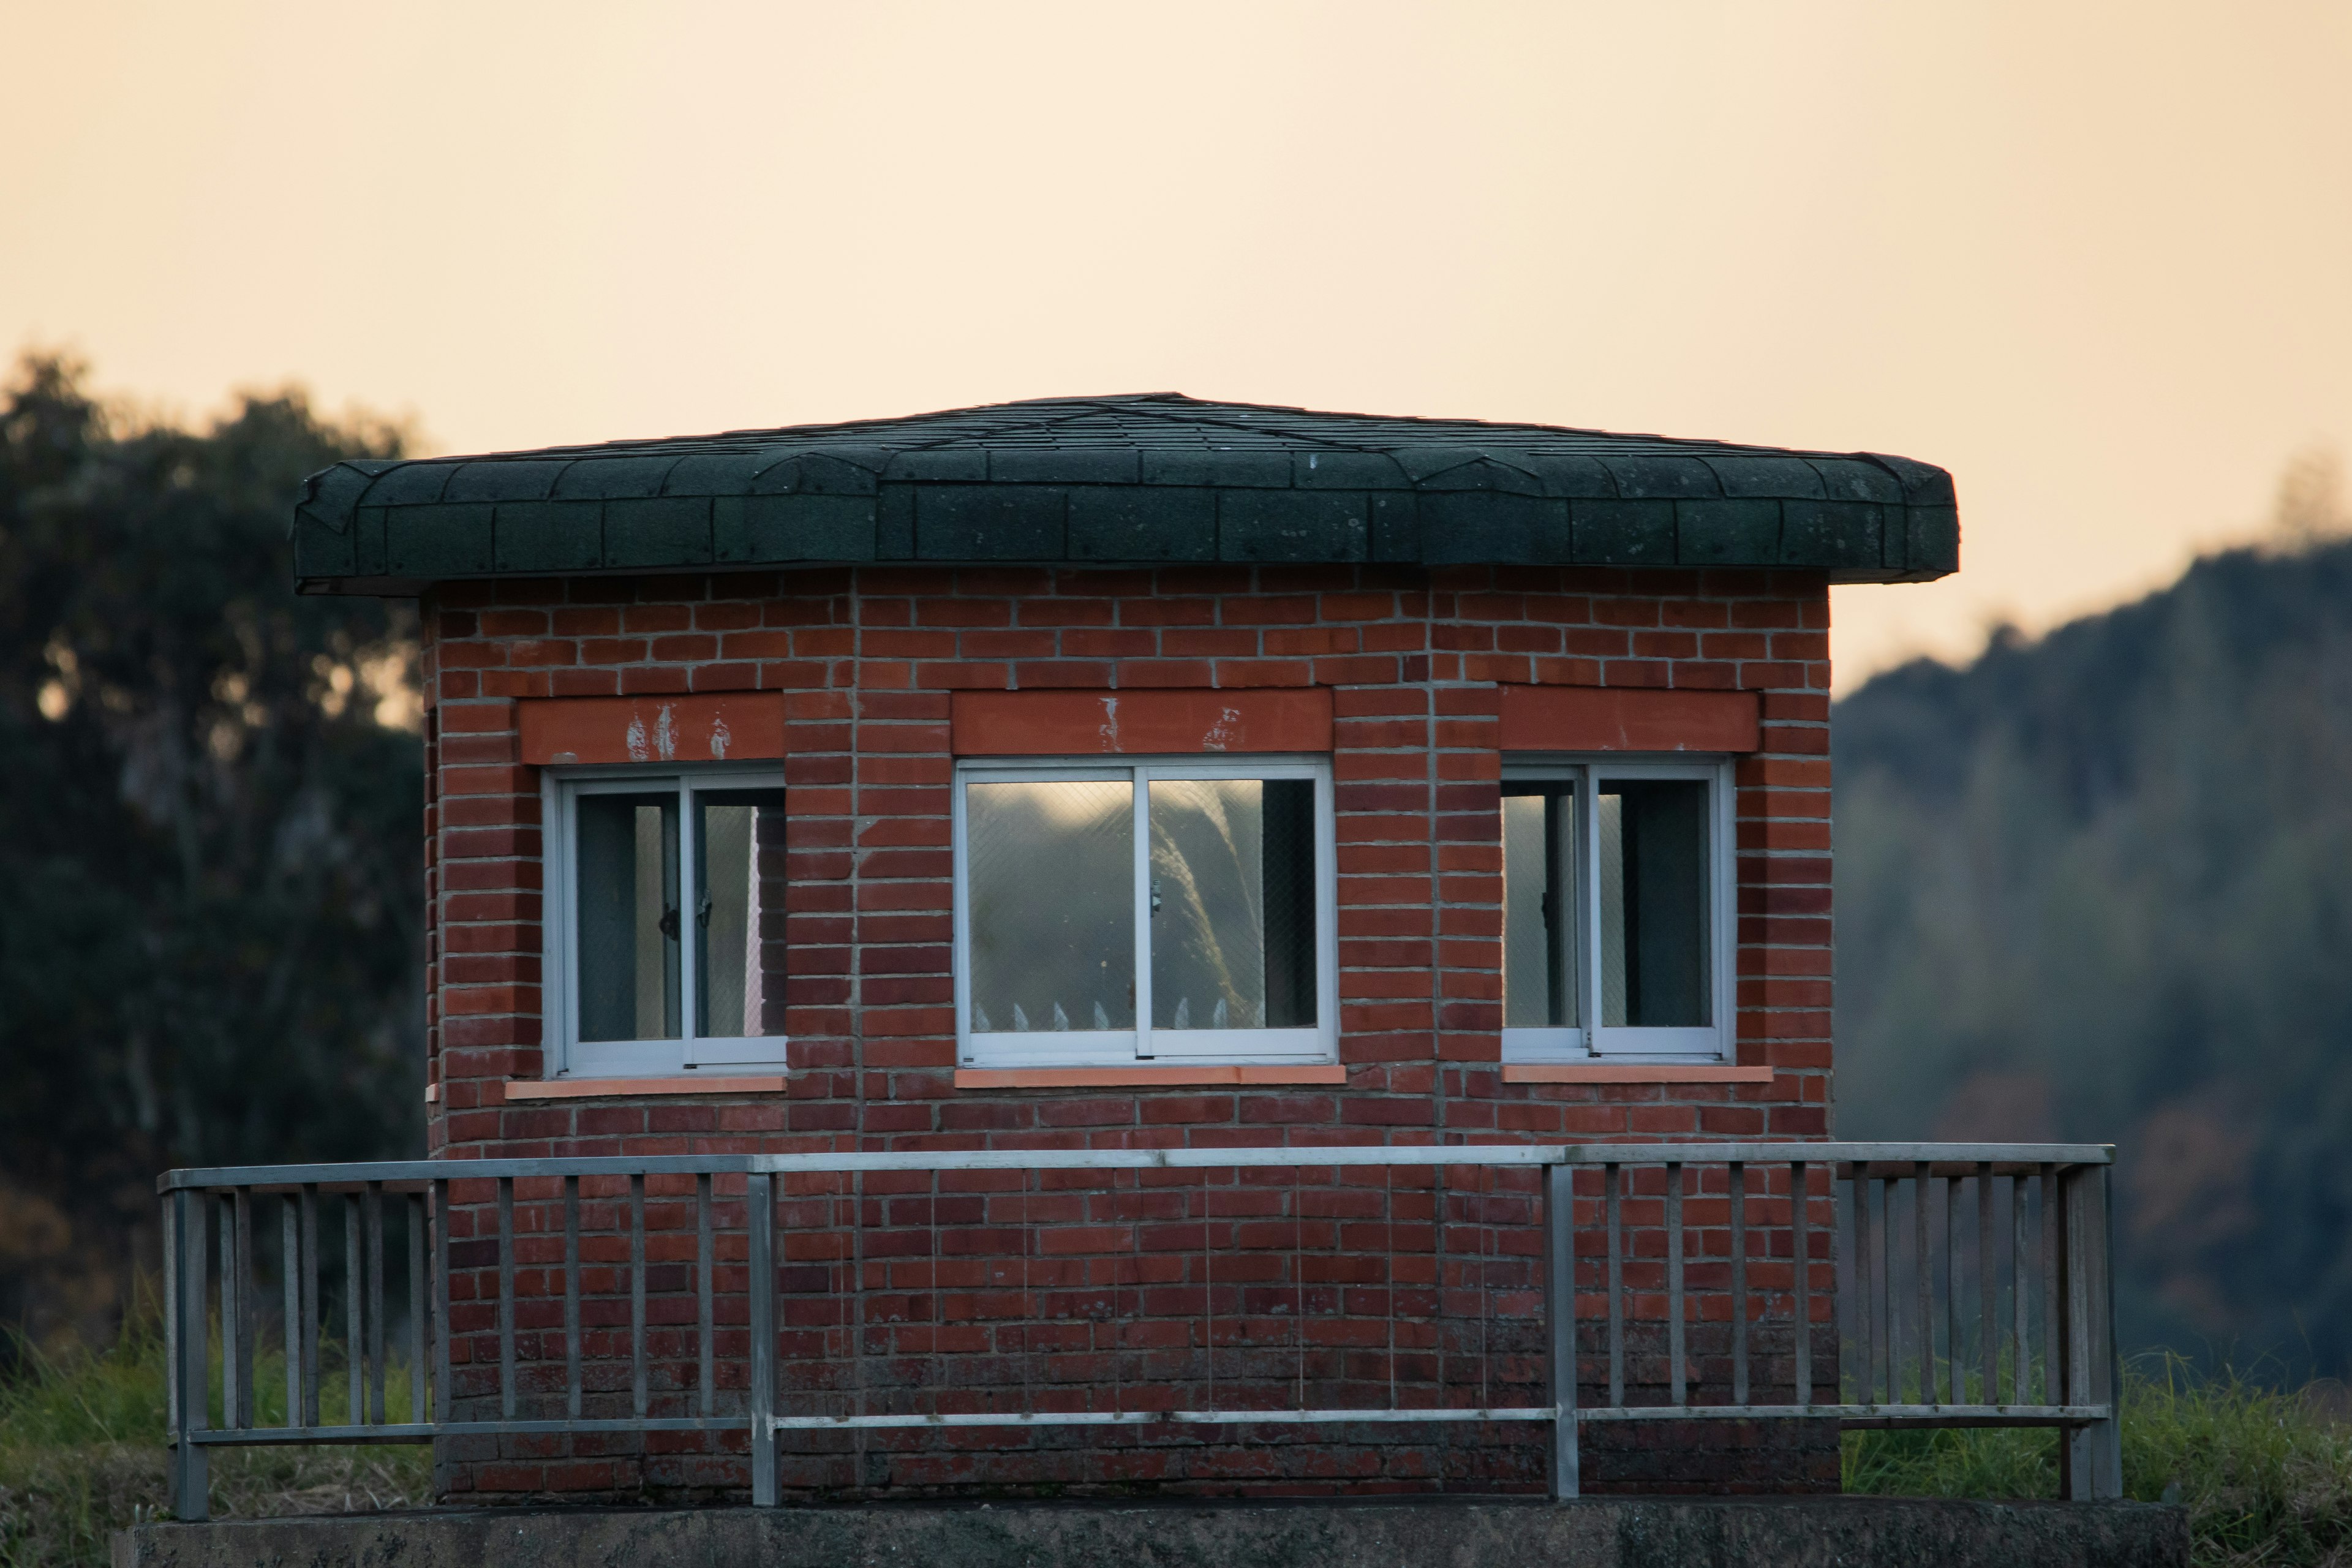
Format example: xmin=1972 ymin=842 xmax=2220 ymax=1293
xmin=1500 ymin=755 xmax=1737 ymax=1064
xmin=953 ymin=755 xmax=1340 ymax=1069
xmin=541 ymin=763 xmax=791 ymax=1079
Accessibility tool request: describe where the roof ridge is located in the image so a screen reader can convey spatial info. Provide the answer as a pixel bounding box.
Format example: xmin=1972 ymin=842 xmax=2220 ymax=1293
xmin=371 ymin=390 xmax=1903 ymax=470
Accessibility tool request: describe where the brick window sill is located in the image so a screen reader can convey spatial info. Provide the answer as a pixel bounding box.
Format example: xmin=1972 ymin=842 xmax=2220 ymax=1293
xmin=431 ymin=1065 xmax=1773 ymax=1099
xmin=954 ymin=1065 xmax=1348 ymax=1090
xmin=500 ymin=1076 xmax=789 ymax=1101
xmin=1499 ymin=1063 xmax=1775 ymax=1084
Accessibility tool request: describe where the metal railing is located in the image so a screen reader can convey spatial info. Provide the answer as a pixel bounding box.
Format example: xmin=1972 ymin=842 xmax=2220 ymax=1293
xmin=157 ymin=1141 xmax=2119 ymax=1517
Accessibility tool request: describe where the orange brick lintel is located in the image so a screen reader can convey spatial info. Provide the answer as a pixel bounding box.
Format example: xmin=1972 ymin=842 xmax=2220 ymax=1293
xmin=1499 ymin=1063 xmax=1777 ymax=1084
xmin=519 ymin=693 xmax=784 ymax=766
xmin=502 ymin=1075 xmax=788 ymax=1100
xmin=952 ymin=687 xmax=1333 ymax=756
xmin=954 ymin=1065 xmax=1348 ymax=1090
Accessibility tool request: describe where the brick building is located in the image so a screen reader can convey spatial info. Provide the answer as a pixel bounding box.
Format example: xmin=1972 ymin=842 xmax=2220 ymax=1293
xmin=293 ymin=393 xmax=1954 ymax=1498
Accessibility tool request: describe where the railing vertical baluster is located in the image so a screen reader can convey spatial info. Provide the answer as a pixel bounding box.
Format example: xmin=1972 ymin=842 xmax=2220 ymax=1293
xmin=1945 ymin=1174 xmax=1962 ymax=1404
xmin=853 ymin=1168 xmax=867 ymax=1441
xmin=1113 ymin=1168 xmax=1127 ymax=1420
xmin=1791 ymin=1163 xmax=1811 ymax=1408
xmin=1604 ymin=1164 xmax=1623 ymax=1409
xmin=1295 ymin=1164 xmax=1308 ymax=1415
xmin=218 ymin=1195 xmax=239 ymax=1430
xmin=1203 ymin=1170 xmax=1216 ymax=1412
xmin=747 ymin=1172 xmax=776 ymax=1507
xmin=1383 ymin=1166 xmax=1396 ymax=1415
xmin=1432 ymin=1166 xmax=1446 ymax=1415
xmin=1729 ymin=1163 xmax=1748 ymax=1408
xmin=2040 ymin=1164 xmax=2060 ymax=1410
xmin=367 ymin=1183 xmax=388 ymax=1426
xmin=1544 ymin=1164 xmax=1577 ymax=1499
xmin=931 ymin=1170 xmax=941 ymax=1429
xmin=1913 ymin=1165 xmax=1932 ymax=1405
xmin=232 ymin=1191 xmax=255 ymax=1429
xmin=431 ymin=1180 xmax=451 ymax=1431
xmin=408 ymin=1192 xmax=428 ymax=1425
xmin=497 ymin=1176 xmax=516 ymax=1421
xmin=630 ymin=1174 xmax=647 ymax=1419
xmin=1872 ymin=1175 xmax=1893 ymax=1404
xmin=344 ymin=1193 xmax=363 ymax=1427
xmin=2009 ymin=1172 xmax=2029 ymax=1408
xmin=300 ymin=1186 xmax=320 ymax=1428
xmin=170 ymin=1188 xmax=210 ymax=1520
xmin=1006 ymin=1170 xmax=1016 ymax=1429
xmin=2068 ymin=1168 xmax=2094 ymax=1404
xmin=564 ymin=1176 xmax=581 ymax=1421
xmin=1977 ymin=1164 xmax=1996 ymax=1407
xmin=282 ymin=1197 xmax=302 ymax=1428
xmin=1666 ymin=1163 xmax=1686 ymax=1407
xmin=697 ymin=1173 xmax=715 ymax=1418
xmin=1851 ymin=1171 xmax=1873 ymax=1405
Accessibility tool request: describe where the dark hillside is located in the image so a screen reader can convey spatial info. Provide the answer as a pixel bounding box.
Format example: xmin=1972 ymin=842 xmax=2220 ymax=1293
xmin=1834 ymin=527 xmax=2352 ymax=1373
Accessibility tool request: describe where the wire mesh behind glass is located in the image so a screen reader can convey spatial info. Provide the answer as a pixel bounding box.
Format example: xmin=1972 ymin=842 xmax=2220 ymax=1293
xmin=966 ymin=779 xmax=1136 ymax=1033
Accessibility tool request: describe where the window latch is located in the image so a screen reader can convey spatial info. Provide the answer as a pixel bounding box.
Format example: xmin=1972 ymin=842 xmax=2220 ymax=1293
xmin=658 ymin=905 xmax=680 ymax=941
xmin=1150 ymin=879 xmax=1163 ymax=917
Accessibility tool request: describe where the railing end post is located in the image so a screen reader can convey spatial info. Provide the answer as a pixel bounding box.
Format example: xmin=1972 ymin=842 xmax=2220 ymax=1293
xmin=2068 ymin=1417 xmax=2124 ymax=1502
xmin=168 ymin=1435 xmax=210 ymax=1523
xmin=168 ymin=1187 xmax=211 ymax=1522
xmin=2077 ymin=1163 xmax=2125 ymax=1500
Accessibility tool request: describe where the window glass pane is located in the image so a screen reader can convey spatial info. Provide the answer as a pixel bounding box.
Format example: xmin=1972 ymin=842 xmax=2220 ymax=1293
xmin=1597 ymin=778 xmax=1711 ymax=1028
xmin=1502 ymin=788 xmax=1578 ymax=1028
xmin=695 ymin=789 xmax=788 ymax=1039
xmin=576 ymin=792 xmax=681 ymax=1041
xmin=967 ymin=779 xmax=1135 ymax=1033
xmin=1148 ymin=777 xmax=1317 ymax=1030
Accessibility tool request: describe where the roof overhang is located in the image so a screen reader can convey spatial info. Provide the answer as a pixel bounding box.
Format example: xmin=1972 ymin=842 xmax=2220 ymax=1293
xmin=292 ymin=394 xmax=1957 ymax=594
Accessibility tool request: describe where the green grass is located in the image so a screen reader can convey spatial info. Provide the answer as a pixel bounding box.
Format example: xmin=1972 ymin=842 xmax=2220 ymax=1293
xmin=0 ymin=1308 xmax=429 ymax=1568
xmin=1845 ymin=1355 xmax=2352 ymax=1567
xmin=7 ymin=1324 xmax=2348 ymax=1568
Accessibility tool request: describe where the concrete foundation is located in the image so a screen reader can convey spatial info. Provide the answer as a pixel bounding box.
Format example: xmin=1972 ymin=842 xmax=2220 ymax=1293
xmin=115 ymin=1497 xmax=2185 ymax=1568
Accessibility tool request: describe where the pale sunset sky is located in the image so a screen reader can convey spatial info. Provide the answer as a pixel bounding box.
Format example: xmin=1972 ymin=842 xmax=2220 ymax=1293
xmin=6 ymin=3 xmax=2348 ymax=688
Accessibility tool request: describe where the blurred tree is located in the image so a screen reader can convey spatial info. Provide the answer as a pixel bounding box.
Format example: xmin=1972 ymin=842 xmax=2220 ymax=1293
xmin=1834 ymin=461 xmax=2352 ymax=1376
xmin=0 ymin=353 xmax=423 ymax=1352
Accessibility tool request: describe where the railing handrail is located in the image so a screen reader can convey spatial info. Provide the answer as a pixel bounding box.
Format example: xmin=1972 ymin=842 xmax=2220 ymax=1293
xmin=157 ymin=1139 xmax=2114 ymax=1191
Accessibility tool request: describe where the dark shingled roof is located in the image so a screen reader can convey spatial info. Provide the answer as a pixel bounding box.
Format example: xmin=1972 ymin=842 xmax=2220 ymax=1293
xmin=292 ymin=393 xmax=1957 ymax=592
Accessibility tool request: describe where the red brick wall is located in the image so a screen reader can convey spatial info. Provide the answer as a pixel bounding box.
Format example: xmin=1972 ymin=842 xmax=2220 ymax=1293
xmin=417 ymin=563 xmax=1836 ymax=1499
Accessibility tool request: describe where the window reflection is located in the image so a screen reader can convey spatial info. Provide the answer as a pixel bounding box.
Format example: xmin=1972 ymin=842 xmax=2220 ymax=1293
xmin=1502 ymin=788 xmax=1578 ymax=1028
xmin=967 ymin=780 xmax=1136 ymax=1032
xmin=1148 ymin=778 xmax=1317 ymax=1030
xmin=576 ymin=793 xmax=681 ymax=1041
xmin=695 ymin=791 xmax=788 ymax=1038
xmin=1597 ymin=779 xmax=1711 ymax=1028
